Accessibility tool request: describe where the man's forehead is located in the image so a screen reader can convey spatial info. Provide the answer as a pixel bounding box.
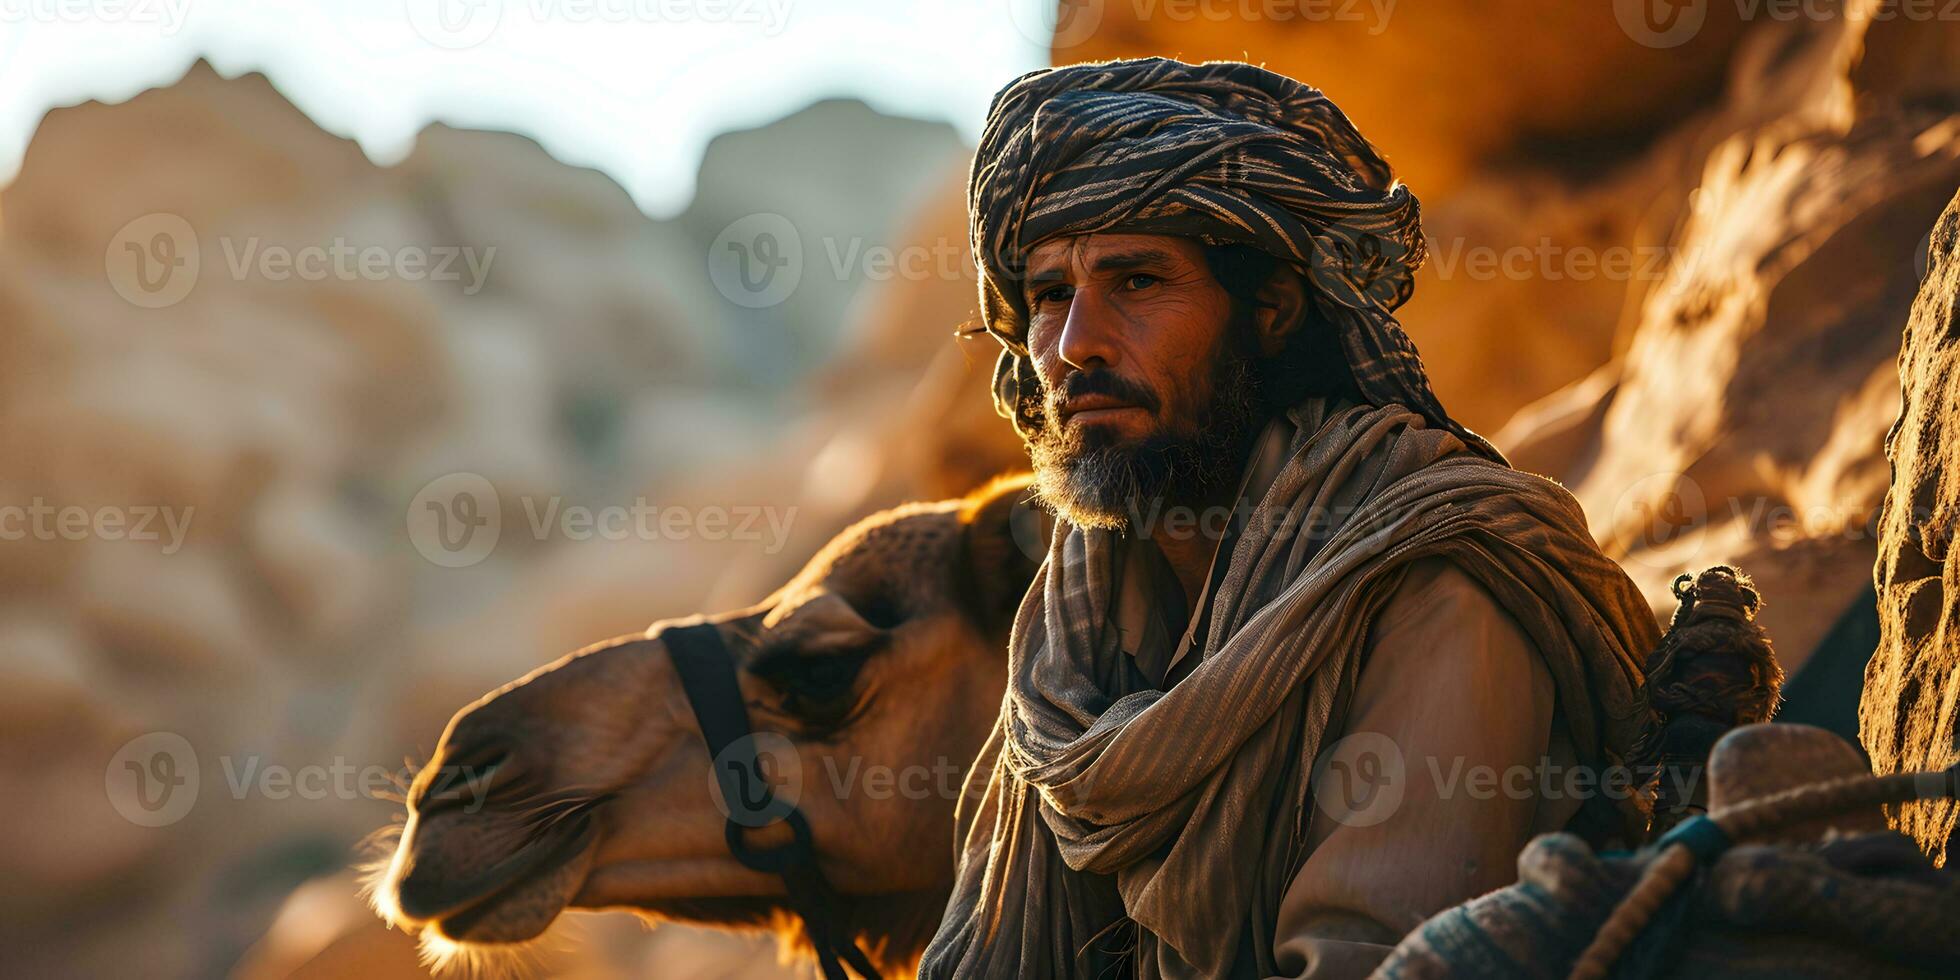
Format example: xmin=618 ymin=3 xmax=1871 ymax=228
xmin=1023 ymin=233 xmax=1206 ymax=275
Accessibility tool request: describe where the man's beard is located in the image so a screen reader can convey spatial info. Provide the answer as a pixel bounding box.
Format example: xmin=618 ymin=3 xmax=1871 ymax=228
xmin=1026 ymin=324 xmax=1266 ymax=532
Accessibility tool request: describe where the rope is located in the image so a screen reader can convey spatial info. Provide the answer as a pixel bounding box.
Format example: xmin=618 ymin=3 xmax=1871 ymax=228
xmin=1567 ymin=765 xmax=1960 ymax=980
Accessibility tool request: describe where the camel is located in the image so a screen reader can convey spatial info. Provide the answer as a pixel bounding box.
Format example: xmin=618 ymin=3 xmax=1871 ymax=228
xmin=367 ymin=476 xmax=1045 ymax=976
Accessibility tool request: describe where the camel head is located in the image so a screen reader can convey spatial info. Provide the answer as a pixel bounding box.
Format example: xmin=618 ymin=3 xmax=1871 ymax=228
xmin=368 ymin=476 xmax=1043 ymax=973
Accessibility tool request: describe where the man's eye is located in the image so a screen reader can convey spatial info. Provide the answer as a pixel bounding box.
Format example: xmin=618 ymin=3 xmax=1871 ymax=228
xmin=1031 ymin=283 xmax=1072 ymax=306
xmin=1124 ymin=273 xmax=1160 ymax=291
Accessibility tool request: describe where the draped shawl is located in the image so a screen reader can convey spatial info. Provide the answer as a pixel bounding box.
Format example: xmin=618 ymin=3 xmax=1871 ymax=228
xmin=918 ymin=400 xmax=1657 ymax=978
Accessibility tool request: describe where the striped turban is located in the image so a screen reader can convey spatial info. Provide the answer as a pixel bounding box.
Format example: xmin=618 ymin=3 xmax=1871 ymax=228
xmin=970 ymin=57 xmax=1502 ymax=462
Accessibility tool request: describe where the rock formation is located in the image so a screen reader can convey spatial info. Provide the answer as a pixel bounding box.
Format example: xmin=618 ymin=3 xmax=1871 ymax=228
xmin=1864 ymin=187 xmax=1960 ymax=861
xmin=1497 ymin=11 xmax=1960 ymax=680
xmin=0 ymin=59 xmax=958 ymax=980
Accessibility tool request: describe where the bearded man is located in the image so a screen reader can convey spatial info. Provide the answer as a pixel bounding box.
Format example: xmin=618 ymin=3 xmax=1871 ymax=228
xmin=919 ymin=59 xmax=1661 ymax=979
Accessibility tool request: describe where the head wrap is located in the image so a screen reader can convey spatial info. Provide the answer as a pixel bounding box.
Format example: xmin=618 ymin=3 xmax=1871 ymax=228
xmin=969 ymin=57 xmax=1503 ymax=462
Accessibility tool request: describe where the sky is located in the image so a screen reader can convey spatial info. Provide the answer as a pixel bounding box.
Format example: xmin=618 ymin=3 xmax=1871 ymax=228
xmin=0 ymin=0 xmax=1055 ymax=216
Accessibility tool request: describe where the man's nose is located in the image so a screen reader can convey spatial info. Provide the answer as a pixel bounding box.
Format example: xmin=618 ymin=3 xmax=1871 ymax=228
xmin=1057 ymin=287 xmax=1124 ymax=372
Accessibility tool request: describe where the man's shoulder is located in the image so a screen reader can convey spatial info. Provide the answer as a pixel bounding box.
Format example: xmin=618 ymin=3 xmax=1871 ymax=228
xmin=1370 ymin=557 xmax=1536 ymax=663
xmin=1384 ymin=557 xmax=1501 ymax=615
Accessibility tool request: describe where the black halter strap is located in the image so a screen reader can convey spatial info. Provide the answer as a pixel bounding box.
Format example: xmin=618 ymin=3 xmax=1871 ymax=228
xmin=661 ymin=623 xmax=883 ymax=980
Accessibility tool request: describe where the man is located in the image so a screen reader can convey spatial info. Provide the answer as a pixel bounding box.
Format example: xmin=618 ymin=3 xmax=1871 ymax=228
xmin=920 ymin=59 xmax=1660 ymax=979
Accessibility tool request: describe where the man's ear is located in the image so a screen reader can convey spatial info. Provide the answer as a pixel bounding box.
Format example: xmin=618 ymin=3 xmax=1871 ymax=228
xmin=1252 ymin=265 xmax=1311 ymax=357
xmin=956 ymin=473 xmax=1049 ymax=644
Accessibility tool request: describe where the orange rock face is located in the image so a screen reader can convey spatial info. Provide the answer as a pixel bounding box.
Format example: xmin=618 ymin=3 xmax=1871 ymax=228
xmin=1056 ymin=0 xmax=1755 ymax=431
xmin=1864 ymin=188 xmax=1960 ymax=860
xmin=1498 ymin=15 xmax=1960 ymax=677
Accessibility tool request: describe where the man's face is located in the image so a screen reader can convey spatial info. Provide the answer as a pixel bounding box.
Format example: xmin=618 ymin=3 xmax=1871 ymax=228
xmin=1020 ymin=233 xmax=1262 ymax=530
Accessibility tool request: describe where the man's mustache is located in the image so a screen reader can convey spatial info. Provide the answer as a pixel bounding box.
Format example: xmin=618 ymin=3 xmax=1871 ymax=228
xmin=1045 ymin=369 xmax=1162 ymax=417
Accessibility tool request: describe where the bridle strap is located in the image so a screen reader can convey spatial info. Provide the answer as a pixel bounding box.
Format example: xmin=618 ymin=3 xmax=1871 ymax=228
xmin=661 ymin=623 xmax=883 ymax=980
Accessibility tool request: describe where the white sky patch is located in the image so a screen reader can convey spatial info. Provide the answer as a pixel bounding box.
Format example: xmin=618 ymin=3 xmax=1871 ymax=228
xmin=0 ymin=0 xmax=1053 ymax=217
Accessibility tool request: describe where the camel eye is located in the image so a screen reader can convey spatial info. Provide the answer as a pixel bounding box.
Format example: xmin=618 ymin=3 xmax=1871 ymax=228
xmin=852 ymin=595 xmax=905 ymax=630
xmin=749 ymin=645 xmax=877 ymax=735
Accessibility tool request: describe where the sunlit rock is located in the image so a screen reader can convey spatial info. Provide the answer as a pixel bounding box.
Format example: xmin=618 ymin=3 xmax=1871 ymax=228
xmin=1863 ymin=186 xmax=1960 ymax=861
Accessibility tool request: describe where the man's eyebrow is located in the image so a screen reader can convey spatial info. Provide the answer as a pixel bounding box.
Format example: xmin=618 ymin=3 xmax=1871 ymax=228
xmin=1088 ymin=247 xmax=1180 ymax=274
xmin=1024 ymin=264 xmax=1066 ymax=285
xmin=1023 ymin=246 xmax=1182 ymax=289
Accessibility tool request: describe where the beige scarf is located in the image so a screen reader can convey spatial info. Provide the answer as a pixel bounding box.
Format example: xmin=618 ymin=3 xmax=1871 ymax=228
xmin=919 ymin=400 xmax=1657 ymax=978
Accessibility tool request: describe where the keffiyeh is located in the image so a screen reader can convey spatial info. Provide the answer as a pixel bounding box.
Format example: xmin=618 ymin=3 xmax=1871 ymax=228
xmin=968 ymin=56 xmax=1501 ymax=462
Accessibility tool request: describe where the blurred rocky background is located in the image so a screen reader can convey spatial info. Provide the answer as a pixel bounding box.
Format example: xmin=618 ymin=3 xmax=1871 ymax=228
xmin=3 ymin=1 xmax=1957 ymax=977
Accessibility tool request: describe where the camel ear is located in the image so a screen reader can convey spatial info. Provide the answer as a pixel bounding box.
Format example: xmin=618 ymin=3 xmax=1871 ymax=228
xmin=957 ymin=473 xmax=1049 ymax=643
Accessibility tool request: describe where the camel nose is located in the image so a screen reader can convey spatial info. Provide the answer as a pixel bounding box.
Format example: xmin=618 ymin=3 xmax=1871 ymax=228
xmin=416 ymin=731 xmax=532 ymax=814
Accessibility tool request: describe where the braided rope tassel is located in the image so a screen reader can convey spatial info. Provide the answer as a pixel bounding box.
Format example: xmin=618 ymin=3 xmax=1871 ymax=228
xmin=1567 ymin=767 xmax=1960 ymax=980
